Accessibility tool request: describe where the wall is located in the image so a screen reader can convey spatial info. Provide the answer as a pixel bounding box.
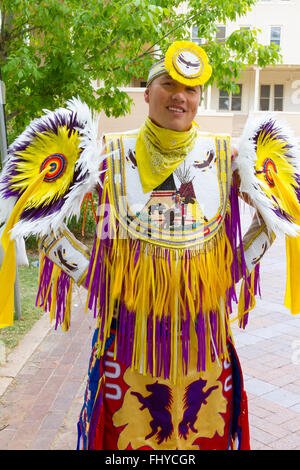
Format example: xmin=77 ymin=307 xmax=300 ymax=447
xmin=98 ymin=1 xmax=300 ymax=137
xmin=226 ymin=0 xmax=300 ymax=65
xmin=98 ymin=87 xmax=300 ymax=139
xmin=259 ymin=67 xmax=300 ymax=112
xmin=99 ymin=90 xmax=148 ymax=134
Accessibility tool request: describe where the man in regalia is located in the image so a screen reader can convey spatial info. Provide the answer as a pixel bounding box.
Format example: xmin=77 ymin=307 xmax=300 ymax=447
xmin=2 ymin=40 xmax=300 ymax=451
xmin=74 ymin=41 xmax=268 ymax=450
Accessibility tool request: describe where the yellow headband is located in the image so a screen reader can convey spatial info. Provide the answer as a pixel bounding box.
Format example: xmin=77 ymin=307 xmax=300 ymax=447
xmin=146 ymin=40 xmax=212 ymax=87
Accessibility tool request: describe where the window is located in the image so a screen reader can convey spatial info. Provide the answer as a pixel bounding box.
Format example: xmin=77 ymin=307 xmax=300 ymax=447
xmin=274 ymin=84 xmax=284 ymax=111
xmin=232 ymin=86 xmax=242 ymax=111
xmin=270 ymin=26 xmax=281 ymax=48
xmin=219 ymin=89 xmax=230 ymax=110
xmin=260 ymin=85 xmax=270 ymax=111
xmin=191 ymin=25 xmax=204 ymax=45
xmin=240 ymin=27 xmax=250 ymax=49
xmin=260 ymin=84 xmax=284 ymax=111
xmin=216 ymin=26 xmax=226 ymax=43
xmin=219 ymin=85 xmax=242 ymax=111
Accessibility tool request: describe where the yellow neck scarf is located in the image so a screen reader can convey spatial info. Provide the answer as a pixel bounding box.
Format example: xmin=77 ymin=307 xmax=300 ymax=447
xmin=135 ymin=117 xmax=198 ymax=193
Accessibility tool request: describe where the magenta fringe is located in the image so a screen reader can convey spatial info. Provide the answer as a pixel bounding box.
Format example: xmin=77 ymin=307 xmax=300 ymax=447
xmin=35 ymin=255 xmax=72 ymax=329
xmin=83 ymin=177 xmax=261 ymax=378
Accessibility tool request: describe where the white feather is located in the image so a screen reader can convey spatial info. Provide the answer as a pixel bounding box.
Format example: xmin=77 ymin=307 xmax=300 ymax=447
xmin=0 ymin=97 xmax=107 ymax=240
xmin=236 ymin=113 xmax=300 ymax=237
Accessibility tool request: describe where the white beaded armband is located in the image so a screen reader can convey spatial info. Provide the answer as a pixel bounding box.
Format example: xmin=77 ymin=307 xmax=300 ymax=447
xmin=39 ymin=225 xmax=90 ymax=285
xmin=243 ymin=216 xmax=275 ymax=275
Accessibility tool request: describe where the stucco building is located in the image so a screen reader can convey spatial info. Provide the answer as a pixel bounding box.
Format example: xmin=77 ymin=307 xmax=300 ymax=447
xmin=99 ymin=0 xmax=300 ymax=139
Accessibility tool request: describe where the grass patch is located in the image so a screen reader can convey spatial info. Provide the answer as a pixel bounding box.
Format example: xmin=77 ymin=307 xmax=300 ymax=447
xmin=0 ymin=256 xmax=44 ymax=353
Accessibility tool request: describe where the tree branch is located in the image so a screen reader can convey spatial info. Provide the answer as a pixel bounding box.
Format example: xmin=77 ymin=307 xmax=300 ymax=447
xmin=132 ymin=11 xmax=204 ymax=61
xmin=87 ymin=5 xmax=140 ymax=61
xmin=6 ymin=18 xmax=30 ymax=37
xmin=6 ymin=109 xmax=21 ymax=121
xmin=109 ymin=9 xmax=208 ymax=73
xmin=8 ymin=24 xmax=44 ymax=41
xmin=1 ymin=7 xmax=6 ymax=39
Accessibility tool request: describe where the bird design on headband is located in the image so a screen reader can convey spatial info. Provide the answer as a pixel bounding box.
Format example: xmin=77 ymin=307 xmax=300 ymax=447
xmin=146 ymin=41 xmax=212 ymax=87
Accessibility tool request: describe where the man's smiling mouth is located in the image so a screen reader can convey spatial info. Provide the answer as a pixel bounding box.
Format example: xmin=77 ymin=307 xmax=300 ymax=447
xmin=167 ymin=106 xmax=185 ymax=113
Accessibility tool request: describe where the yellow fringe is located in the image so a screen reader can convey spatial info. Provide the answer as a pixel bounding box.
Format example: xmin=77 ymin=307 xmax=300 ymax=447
xmin=82 ymin=165 xmax=262 ymax=382
xmin=105 ymin=222 xmax=233 ymax=324
xmin=63 ymin=277 xmax=74 ymax=332
xmin=271 ymin=169 xmax=300 ymax=315
xmin=237 ymin=268 xmax=257 ymax=328
xmin=0 ymin=167 xmax=50 ymax=328
xmin=88 ymin=184 xmax=237 ymax=381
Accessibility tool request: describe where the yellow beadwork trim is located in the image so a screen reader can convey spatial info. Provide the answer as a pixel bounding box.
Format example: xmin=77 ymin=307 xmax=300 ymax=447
xmin=106 ymin=133 xmax=231 ymax=249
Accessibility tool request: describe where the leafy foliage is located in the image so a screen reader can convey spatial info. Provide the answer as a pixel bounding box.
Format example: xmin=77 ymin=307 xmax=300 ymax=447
xmin=0 ymin=0 xmax=281 ymax=144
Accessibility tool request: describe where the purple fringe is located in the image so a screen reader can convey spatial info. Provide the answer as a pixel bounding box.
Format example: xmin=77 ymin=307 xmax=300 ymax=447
xmin=53 ymin=271 xmax=72 ymax=329
xmin=35 ymin=256 xmax=54 ymax=313
xmin=240 ymin=263 xmax=261 ymax=328
xmin=227 ymin=177 xmax=261 ymax=329
xmin=35 ymin=255 xmax=72 ymax=329
xmin=84 ymin=177 xmax=260 ymax=378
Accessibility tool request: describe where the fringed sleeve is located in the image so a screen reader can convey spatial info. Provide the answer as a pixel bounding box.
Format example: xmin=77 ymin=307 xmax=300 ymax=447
xmin=36 ymin=225 xmax=91 ymax=331
xmin=36 ymin=252 xmax=74 ymax=332
xmin=228 ymin=176 xmax=266 ymax=329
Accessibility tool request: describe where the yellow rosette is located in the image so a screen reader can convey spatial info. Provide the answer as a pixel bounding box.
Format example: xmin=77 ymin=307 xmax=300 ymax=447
xmin=164 ymin=40 xmax=212 ymax=87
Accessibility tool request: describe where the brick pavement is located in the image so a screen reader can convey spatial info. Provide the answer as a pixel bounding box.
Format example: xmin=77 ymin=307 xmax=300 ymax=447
xmin=0 ymin=287 xmax=95 ymax=450
xmin=1 ymin=212 xmax=300 ymax=450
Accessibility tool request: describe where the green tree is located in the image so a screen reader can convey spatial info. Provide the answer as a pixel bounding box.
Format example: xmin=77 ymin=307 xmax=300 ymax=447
xmin=1 ymin=0 xmax=281 ymax=144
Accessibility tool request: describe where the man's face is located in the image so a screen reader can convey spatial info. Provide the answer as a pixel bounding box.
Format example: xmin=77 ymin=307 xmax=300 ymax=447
xmin=144 ymin=74 xmax=201 ymax=132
